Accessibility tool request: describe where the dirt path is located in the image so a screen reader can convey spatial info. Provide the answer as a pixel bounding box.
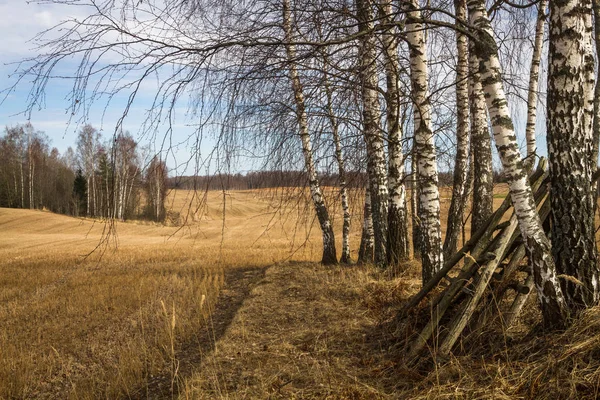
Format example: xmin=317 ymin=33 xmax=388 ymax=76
xmin=174 ymin=262 xmax=409 ymax=399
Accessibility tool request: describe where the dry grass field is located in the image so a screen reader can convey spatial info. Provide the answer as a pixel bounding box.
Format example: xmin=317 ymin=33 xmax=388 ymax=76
xmin=1 ymin=183 xmax=536 ymax=399
xmin=0 ymin=187 xmax=358 ymax=399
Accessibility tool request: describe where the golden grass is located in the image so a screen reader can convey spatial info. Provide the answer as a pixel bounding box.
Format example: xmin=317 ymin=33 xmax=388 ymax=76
xmin=179 ymin=261 xmax=403 ymax=399
xmin=2 ymin=183 xmax=576 ymax=399
xmin=0 ymin=188 xmax=349 ymax=398
xmin=177 ymin=260 xmax=600 ymax=400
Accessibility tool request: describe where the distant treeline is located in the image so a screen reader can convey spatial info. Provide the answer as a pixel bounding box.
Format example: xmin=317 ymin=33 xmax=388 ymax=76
xmin=0 ymin=122 xmax=507 ymax=220
xmin=167 ymin=170 xmax=371 ymax=191
xmin=167 ymin=170 xmax=506 ymax=191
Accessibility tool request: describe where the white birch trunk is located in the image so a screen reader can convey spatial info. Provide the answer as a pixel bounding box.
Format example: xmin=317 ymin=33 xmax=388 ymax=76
xmin=29 ymin=159 xmax=34 ymax=209
xmin=547 ymin=0 xmax=599 ymax=309
xmin=467 ymin=0 xmax=569 ymax=327
xmin=20 ymin=161 xmax=24 ymax=209
xmin=118 ymin=169 xmax=124 ymax=221
xmin=356 ymin=0 xmax=389 ymax=266
xmin=156 ymin=172 xmax=161 ymax=221
xmin=86 ymin=177 xmax=91 ymax=217
xmin=92 ymin=174 xmax=97 ymax=217
xmin=411 ymin=148 xmax=422 ymax=260
xmin=319 ymin=48 xmax=352 ymax=264
xmin=592 ymin=0 xmax=600 ymax=198
xmin=406 ymin=0 xmax=443 ymax=283
xmin=283 ymin=0 xmax=337 ymax=264
xmin=444 ymin=0 xmax=471 ymax=260
xmin=469 ymin=41 xmax=493 ymax=234
xmin=380 ymin=0 xmax=410 ymax=265
xmin=525 ymin=0 xmax=548 ymax=168
xmin=358 ymin=186 xmax=375 ymax=263
xmin=28 ymin=133 xmax=34 ymax=209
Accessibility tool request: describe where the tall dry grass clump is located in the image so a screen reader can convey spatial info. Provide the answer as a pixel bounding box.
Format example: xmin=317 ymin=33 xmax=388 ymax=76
xmin=0 ymin=247 xmax=223 ymax=398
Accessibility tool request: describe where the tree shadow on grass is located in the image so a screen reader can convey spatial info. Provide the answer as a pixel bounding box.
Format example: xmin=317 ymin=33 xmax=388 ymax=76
xmin=131 ymin=265 xmax=267 ymax=400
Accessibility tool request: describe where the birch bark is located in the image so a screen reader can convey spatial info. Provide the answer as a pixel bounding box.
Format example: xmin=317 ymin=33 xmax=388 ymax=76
xmin=444 ymin=0 xmax=470 ymax=260
xmin=468 ymin=0 xmax=569 ymax=327
xmin=547 ymin=0 xmax=599 ymax=309
xmin=356 ymin=0 xmax=389 ymax=266
xmin=380 ymin=0 xmax=410 ymax=265
xmin=411 ymin=146 xmax=422 ymax=260
xmin=358 ymin=187 xmax=375 ymax=264
xmin=469 ymin=45 xmax=493 ymax=234
xmin=524 ymin=0 xmax=548 ymax=168
xmin=282 ymin=0 xmax=337 ymax=265
xmin=321 ymin=56 xmax=352 ymax=264
xmin=592 ymin=0 xmax=600 ymax=202
xmin=406 ymin=0 xmax=443 ymax=283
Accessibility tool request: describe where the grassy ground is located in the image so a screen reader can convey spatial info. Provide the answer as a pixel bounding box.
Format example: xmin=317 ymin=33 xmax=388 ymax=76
xmin=6 ymin=183 xmax=595 ymax=399
xmin=178 ymin=261 xmax=600 ymax=400
xmin=0 ymin=188 xmax=340 ymax=398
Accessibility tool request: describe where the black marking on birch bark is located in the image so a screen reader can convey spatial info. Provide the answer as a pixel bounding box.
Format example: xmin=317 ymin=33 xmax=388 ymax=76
xmin=547 ymin=0 xmax=599 ymax=310
xmin=467 ymin=0 xmax=570 ymax=327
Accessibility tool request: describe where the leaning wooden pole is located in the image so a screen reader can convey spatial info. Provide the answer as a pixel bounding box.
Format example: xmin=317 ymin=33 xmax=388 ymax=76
xmin=403 ymin=160 xmax=547 ymax=314
xmin=405 ymin=161 xmax=548 ymax=360
xmin=439 ymin=214 xmax=518 ymax=355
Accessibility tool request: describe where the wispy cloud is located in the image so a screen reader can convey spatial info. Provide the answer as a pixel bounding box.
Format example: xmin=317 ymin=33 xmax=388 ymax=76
xmin=0 ymin=1 xmax=72 ymax=59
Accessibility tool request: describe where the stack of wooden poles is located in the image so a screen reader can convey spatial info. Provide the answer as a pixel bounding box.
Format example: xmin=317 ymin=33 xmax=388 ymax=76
xmin=403 ymin=159 xmax=550 ymax=361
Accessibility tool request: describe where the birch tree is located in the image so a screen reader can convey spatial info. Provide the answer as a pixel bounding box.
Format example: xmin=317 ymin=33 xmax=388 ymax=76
xmin=77 ymin=125 xmax=101 ymax=217
xmin=410 ymin=149 xmax=422 ymax=260
xmin=356 ymin=0 xmax=389 ymax=266
xmin=468 ymin=38 xmax=493 ymax=234
xmin=592 ymin=0 xmax=600 ymax=203
xmin=283 ymin=0 xmax=337 ymax=265
xmin=112 ymin=132 xmax=140 ymax=221
xmin=467 ymin=0 xmax=569 ymax=327
xmin=443 ymin=0 xmax=470 ymax=260
xmin=406 ymin=0 xmax=443 ymax=282
xmin=524 ymin=0 xmax=548 ymax=168
xmin=358 ymin=187 xmax=375 ymax=264
xmin=317 ymin=30 xmax=352 ymax=264
xmin=146 ymin=156 xmax=167 ymax=222
xmin=547 ymin=0 xmax=599 ymax=310
xmin=380 ymin=0 xmax=410 ymax=265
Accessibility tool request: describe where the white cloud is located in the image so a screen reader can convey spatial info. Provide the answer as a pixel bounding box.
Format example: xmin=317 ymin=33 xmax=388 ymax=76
xmin=33 ymin=10 xmax=55 ymax=28
xmin=0 ymin=1 xmax=67 ymax=58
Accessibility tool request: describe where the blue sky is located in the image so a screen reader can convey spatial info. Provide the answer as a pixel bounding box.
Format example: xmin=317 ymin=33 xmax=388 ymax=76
xmin=0 ymin=0 xmax=542 ymax=175
xmin=0 ymin=0 xmax=226 ymax=175
xmin=0 ymin=1 xmax=76 ymax=150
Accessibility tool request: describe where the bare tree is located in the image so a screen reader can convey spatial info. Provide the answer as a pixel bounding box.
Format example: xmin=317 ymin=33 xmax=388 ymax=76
xmin=592 ymin=0 xmax=600 ymax=202
xmin=77 ymin=125 xmax=101 ymax=217
xmin=524 ymin=0 xmax=548 ymax=168
xmin=379 ymin=0 xmax=410 ymax=266
xmin=547 ymin=0 xmax=599 ymax=310
xmin=112 ymin=132 xmax=140 ymax=221
xmin=283 ymin=0 xmax=337 ymax=264
xmin=146 ymin=156 xmax=168 ymax=222
xmin=358 ymin=186 xmax=375 ymax=263
xmin=406 ymin=0 xmax=443 ymax=283
xmin=468 ymin=0 xmax=569 ymax=327
xmin=356 ymin=0 xmax=389 ymax=267
xmin=468 ymin=34 xmax=493 ymax=235
xmin=443 ymin=0 xmax=470 ymax=260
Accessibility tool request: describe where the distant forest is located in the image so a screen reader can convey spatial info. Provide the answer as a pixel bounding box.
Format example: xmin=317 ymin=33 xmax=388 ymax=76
xmin=0 ymin=123 xmax=167 ymax=222
xmin=167 ymin=170 xmax=507 ymax=192
xmin=167 ymin=170 xmax=369 ymax=191
xmin=0 ymin=123 xmax=506 ymax=222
